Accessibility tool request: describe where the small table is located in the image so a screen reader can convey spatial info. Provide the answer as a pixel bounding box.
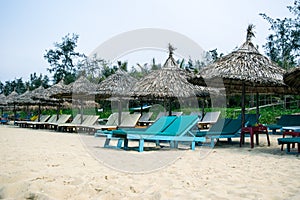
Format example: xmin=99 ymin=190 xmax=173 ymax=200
xmin=240 ymin=125 xmax=270 ymax=148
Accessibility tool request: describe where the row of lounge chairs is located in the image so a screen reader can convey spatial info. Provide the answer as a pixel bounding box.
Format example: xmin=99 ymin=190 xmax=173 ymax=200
xmin=95 ymin=113 xmax=261 ymax=152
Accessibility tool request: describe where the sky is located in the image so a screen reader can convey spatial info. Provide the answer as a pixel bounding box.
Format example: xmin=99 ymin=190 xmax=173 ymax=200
xmin=0 ymin=0 xmax=294 ymax=83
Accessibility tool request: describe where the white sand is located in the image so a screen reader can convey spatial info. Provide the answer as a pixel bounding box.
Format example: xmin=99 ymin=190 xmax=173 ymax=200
xmin=0 ymin=125 xmax=300 ymax=199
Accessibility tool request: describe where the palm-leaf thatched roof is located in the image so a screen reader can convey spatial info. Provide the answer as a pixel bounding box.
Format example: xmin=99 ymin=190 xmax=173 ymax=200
xmin=132 ymin=44 xmax=209 ymax=99
xmin=191 ymin=24 xmax=287 ymax=94
xmin=284 ymin=66 xmax=300 ymax=91
xmin=0 ymin=93 xmax=7 ymax=106
xmin=51 ymin=76 xmax=98 ymax=99
xmin=6 ymin=91 xmax=19 ymax=104
xmin=93 ymin=69 xmax=137 ymax=99
xmin=37 ymin=80 xmax=69 ymax=101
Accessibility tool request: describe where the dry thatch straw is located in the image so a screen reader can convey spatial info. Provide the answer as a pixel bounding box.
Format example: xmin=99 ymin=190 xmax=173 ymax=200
xmin=0 ymin=93 xmax=7 ymax=106
xmin=191 ymin=24 xmax=288 ymax=94
xmin=36 ymin=80 xmax=68 ymax=102
xmin=51 ymin=76 xmax=98 ymax=100
xmin=284 ymin=66 xmax=300 ymax=92
xmin=6 ymin=91 xmax=19 ymax=104
xmin=132 ymin=44 xmax=209 ymax=99
xmin=93 ymin=69 xmax=137 ymax=99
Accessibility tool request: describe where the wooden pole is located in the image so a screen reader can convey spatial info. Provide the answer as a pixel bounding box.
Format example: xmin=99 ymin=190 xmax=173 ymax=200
xmin=241 ymin=82 xmax=246 ymax=127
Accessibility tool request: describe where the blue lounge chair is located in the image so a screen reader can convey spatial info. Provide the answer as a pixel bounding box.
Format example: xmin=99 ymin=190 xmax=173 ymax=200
xmin=99 ymin=115 xmax=205 ymax=152
xmin=237 ymin=114 xmax=261 ymax=127
xmin=278 ymin=137 xmax=300 ymax=154
xmin=96 ymin=115 xmax=177 ymax=148
xmin=125 ymin=115 xmax=205 ymax=152
xmin=267 ymin=115 xmax=300 ymax=134
xmin=0 ymin=113 xmax=9 ymax=124
xmin=197 ymin=118 xmax=242 ymax=147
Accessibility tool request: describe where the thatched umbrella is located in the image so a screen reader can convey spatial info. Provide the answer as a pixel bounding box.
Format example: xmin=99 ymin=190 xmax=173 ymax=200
xmin=34 ymin=80 xmax=70 ymax=120
xmin=131 ymin=44 xmax=210 ymax=116
xmin=6 ymin=90 xmax=20 ymax=122
xmin=190 ymin=24 xmax=287 ymax=127
xmin=284 ymin=67 xmax=300 ymax=91
xmin=51 ymin=76 xmax=98 ymax=123
xmin=92 ymin=69 xmax=137 ymax=125
xmin=0 ymin=93 xmax=7 ymax=116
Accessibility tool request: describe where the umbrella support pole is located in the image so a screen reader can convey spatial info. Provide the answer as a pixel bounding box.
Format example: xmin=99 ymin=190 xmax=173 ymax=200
xmin=256 ymin=92 xmax=259 ymax=124
xmin=241 ymin=82 xmax=246 ymax=127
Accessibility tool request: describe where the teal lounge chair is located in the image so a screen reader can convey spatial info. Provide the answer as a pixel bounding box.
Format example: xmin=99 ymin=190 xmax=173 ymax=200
xmin=267 ymin=115 xmax=300 ymax=134
xmin=278 ymin=137 xmax=300 ymax=153
xmin=96 ymin=115 xmax=178 ymax=148
xmin=198 ymin=118 xmax=242 ymax=147
xmin=125 ymin=115 xmax=205 ymax=152
xmin=237 ymin=114 xmax=261 ymax=127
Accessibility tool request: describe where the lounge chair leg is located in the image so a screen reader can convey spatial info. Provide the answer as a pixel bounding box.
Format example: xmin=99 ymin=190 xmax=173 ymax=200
xmin=191 ymin=141 xmax=195 ymax=150
xmin=124 ymin=139 xmax=128 ymax=150
xmin=210 ymin=139 xmax=215 ymax=148
xmin=117 ymin=139 xmax=123 ymax=149
xmin=138 ymin=139 xmax=144 ymax=152
xmin=286 ymin=143 xmax=291 ymax=153
xmin=104 ymin=138 xmax=111 ymax=147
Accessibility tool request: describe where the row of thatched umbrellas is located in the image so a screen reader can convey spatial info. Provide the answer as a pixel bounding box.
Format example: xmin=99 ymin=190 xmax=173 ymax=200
xmin=1 ymin=24 xmax=299 ymax=127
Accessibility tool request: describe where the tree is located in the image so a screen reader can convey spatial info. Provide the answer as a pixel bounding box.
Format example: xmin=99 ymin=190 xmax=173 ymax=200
xmin=44 ymin=33 xmax=85 ymax=84
xmin=260 ymin=0 xmax=300 ymax=69
xmin=0 ymin=81 xmax=3 ymax=94
xmin=26 ymin=73 xmax=50 ymax=90
xmin=3 ymin=78 xmax=26 ymax=96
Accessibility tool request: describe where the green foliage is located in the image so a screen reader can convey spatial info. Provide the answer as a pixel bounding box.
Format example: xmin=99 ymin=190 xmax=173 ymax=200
xmin=260 ymin=0 xmax=300 ymax=69
xmin=27 ymin=72 xmax=50 ymax=90
xmin=44 ymin=33 xmax=85 ymax=84
xmin=2 ymin=78 xmax=26 ymax=95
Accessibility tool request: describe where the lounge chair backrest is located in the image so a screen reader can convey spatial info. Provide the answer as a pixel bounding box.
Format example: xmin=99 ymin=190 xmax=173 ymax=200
xmin=162 ymin=115 xmax=198 ymax=136
xmin=237 ymin=114 xmax=260 ymax=126
xmin=145 ymin=116 xmax=177 ymax=133
xmin=46 ymin=115 xmax=57 ymax=123
xmin=190 ymin=111 xmax=203 ymax=121
xmin=277 ymin=115 xmax=300 ymax=126
xmin=105 ymin=113 xmax=118 ymax=126
xmin=223 ymin=119 xmax=242 ymax=133
xmin=172 ymin=111 xmax=183 ymax=116
xmin=138 ymin=112 xmax=153 ymax=122
xmin=70 ymin=114 xmax=82 ymax=124
xmin=201 ymin=111 xmax=220 ymax=122
xmin=56 ymin=114 xmax=71 ymax=124
xmin=154 ymin=112 xmax=168 ymax=121
xmin=120 ymin=113 xmax=141 ymax=127
xmin=82 ymin=115 xmax=99 ymax=126
xmin=208 ymin=118 xmax=232 ymax=132
xmin=40 ymin=115 xmax=51 ymax=122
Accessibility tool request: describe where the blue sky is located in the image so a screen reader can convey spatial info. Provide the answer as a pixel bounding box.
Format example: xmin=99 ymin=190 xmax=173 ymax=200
xmin=0 ymin=0 xmax=294 ymax=83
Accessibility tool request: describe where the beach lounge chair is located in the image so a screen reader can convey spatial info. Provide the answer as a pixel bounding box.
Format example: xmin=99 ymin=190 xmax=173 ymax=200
xmin=31 ymin=115 xmax=57 ymax=129
xmin=100 ymin=115 xmax=205 ymax=152
xmin=26 ymin=115 xmax=51 ymax=129
xmin=197 ymin=118 xmax=242 ymax=147
xmin=267 ymin=115 xmax=300 ymax=134
xmin=278 ymin=137 xmax=300 ymax=153
xmin=198 ymin=111 xmax=221 ymax=129
xmin=138 ymin=111 xmax=183 ymax=126
xmin=190 ymin=111 xmax=203 ymax=121
xmin=137 ymin=112 xmax=153 ymax=126
xmin=0 ymin=113 xmax=9 ymax=124
xmin=45 ymin=114 xmax=72 ymax=130
xmin=75 ymin=115 xmax=100 ymax=133
xmin=57 ymin=114 xmax=86 ymax=132
xmin=126 ymin=115 xmax=205 ymax=152
xmin=84 ymin=112 xmax=139 ymax=133
xmin=237 ymin=113 xmax=261 ymax=127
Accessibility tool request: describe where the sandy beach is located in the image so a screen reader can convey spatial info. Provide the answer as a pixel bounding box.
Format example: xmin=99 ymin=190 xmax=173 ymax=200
xmin=0 ymin=125 xmax=299 ymax=200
